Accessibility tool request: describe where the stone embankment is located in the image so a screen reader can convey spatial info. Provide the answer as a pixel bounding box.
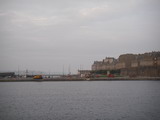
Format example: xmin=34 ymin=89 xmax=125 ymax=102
xmin=0 ymin=77 xmax=160 ymax=82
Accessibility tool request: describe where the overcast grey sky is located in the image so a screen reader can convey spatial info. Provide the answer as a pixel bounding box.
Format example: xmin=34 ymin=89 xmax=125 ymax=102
xmin=0 ymin=0 xmax=160 ymax=74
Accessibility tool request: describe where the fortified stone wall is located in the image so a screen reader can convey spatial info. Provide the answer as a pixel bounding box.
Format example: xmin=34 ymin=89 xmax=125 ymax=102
xmin=140 ymin=60 xmax=153 ymax=67
xmin=115 ymin=62 xmax=125 ymax=69
xmin=131 ymin=61 xmax=138 ymax=68
xmin=122 ymin=67 xmax=160 ymax=77
xmin=91 ymin=51 xmax=160 ymax=77
xmin=118 ymin=54 xmax=137 ymax=68
xmin=157 ymin=57 xmax=160 ymax=65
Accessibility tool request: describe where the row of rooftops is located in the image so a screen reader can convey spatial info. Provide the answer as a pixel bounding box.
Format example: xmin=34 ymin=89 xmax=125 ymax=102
xmin=94 ymin=52 xmax=160 ymax=63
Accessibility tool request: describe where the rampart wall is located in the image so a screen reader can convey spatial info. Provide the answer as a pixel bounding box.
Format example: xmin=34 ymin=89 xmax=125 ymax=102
xmin=92 ymin=52 xmax=160 ymax=77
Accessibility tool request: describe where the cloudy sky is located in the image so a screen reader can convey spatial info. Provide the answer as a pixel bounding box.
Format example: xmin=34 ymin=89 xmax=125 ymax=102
xmin=0 ymin=0 xmax=160 ymax=74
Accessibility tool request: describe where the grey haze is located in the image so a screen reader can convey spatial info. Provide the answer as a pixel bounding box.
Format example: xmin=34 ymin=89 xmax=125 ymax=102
xmin=0 ymin=0 xmax=160 ymax=74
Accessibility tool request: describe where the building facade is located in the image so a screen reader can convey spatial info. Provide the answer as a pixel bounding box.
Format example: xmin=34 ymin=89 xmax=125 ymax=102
xmin=91 ymin=52 xmax=160 ymax=77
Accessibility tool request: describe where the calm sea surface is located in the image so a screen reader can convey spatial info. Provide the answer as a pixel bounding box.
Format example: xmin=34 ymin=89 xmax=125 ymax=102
xmin=0 ymin=81 xmax=160 ymax=120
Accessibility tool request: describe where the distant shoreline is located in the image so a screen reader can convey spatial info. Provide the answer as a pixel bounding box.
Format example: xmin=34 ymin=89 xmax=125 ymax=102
xmin=0 ymin=77 xmax=160 ymax=82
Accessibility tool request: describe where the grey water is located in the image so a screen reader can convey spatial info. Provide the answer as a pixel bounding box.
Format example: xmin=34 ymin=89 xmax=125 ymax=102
xmin=0 ymin=81 xmax=160 ymax=120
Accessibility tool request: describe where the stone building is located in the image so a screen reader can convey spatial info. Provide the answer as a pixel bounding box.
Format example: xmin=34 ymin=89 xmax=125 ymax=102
xmin=91 ymin=51 xmax=160 ymax=77
xmin=92 ymin=57 xmax=116 ymax=70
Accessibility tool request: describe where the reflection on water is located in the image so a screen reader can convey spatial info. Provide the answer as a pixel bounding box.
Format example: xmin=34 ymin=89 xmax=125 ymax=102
xmin=0 ymin=81 xmax=160 ymax=120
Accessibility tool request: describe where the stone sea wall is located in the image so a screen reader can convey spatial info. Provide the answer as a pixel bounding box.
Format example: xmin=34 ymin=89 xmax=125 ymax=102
xmin=92 ymin=52 xmax=160 ymax=77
